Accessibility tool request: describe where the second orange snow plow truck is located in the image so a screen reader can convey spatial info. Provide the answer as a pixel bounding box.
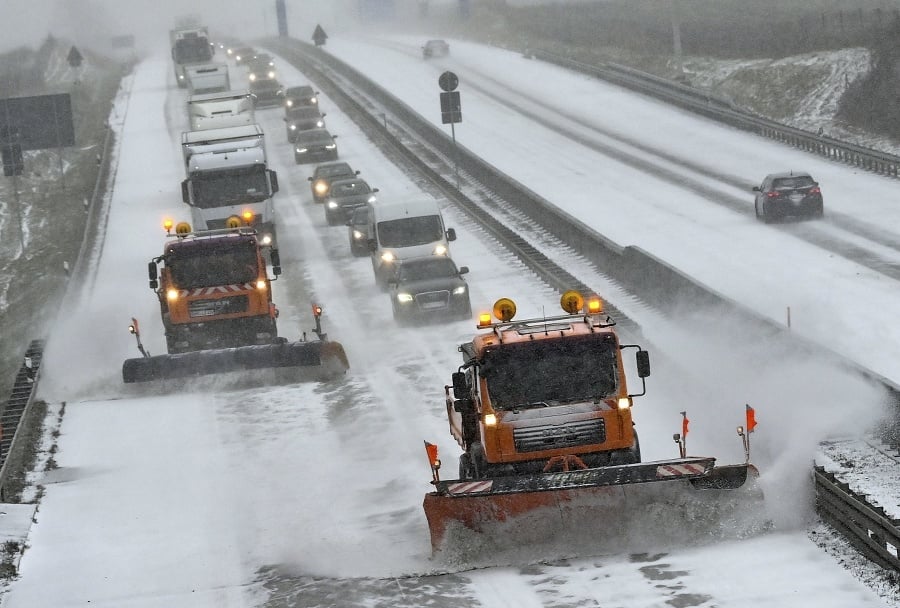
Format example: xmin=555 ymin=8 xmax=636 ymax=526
xmin=423 ymin=291 xmax=759 ymax=550
xmin=122 ymin=220 xmax=348 ymax=383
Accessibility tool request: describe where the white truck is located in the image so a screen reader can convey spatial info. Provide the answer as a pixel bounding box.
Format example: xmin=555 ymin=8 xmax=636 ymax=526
xmin=181 ymin=124 xmax=279 ymax=246
xmin=170 ymin=26 xmax=213 ymax=88
xmin=186 ymin=63 xmax=230 ymax=95
xmin=187 ymin=90 xmax=255 ymax=131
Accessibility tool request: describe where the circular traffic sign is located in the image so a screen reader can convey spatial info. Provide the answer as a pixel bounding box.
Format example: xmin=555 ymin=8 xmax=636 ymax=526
xmin=438 ymin=71 xmax=458 ymax=92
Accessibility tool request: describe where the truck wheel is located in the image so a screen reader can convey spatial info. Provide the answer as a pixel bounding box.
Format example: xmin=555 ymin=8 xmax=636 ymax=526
xmin=458 ymin=453 xmax=473 ymax=479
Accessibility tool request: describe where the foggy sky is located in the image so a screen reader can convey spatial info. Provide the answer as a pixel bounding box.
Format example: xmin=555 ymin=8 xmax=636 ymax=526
xmin=0 ymin=0 xmax=354 ymax=55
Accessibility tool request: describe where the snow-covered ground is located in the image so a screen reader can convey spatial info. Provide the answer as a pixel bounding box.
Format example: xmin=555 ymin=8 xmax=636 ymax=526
xmin=0 ymin=35 xmax=897 ymax=607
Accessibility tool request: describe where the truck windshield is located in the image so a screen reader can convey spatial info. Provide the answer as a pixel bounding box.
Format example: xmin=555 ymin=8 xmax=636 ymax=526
xmin=480 ymin=335 xmax=619 ymax=410
xmin=174 ymin=39 xmax=213 ymax=64
xmin=168 ymin=242 xmax=259 ymax=288
xmin=190 ymin=166 xmax=270 ymax=207
xmin=377 ymin=215 xmax=443 ymax=248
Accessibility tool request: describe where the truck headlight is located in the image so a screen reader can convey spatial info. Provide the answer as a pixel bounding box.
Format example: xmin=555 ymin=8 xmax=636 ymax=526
xmin=381 ymin=252 xmax=395 ymax=263
xmin=166 ymin=289 xmax=179 ymax=301
xmin=453 ymin=286 xmax=467 ymax=295
xmin=296 ymin=147 xmax=307 ymax=154
xmin=396 ymin=293 xmax=414 ymax=303
xmin=325 ymin=144 xmax=336 ymax=150
xmin=433 ymin=245 xmax=448 ymax=256
xmin=352 ymin=230 xmax=364 ymax=240
xmin=256 ymin=280 xmax=267 ymax=290
xmin=286 ymin=99 xmax=293 ymax=107
xmin=260 ymin=234 xmax=273 ymax=246
xmin=290 ymin=124 xmax=296 ymax=130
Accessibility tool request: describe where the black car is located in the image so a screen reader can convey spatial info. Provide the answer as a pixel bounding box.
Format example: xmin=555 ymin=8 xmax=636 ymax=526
xmin=250 ymin=79 xmax=284 ymax=108
xmin=388 ymin=256 xmax=471 ymax=324
xmin=285 ymin=107 xmax=326 ymax=141
xmin=422 ymin=39 xmax=449 ymax=59
xmin=324 ymin=178 xmax=378 ymax=226
xmin=294 ymin=128 xmax=338 ymax=164
xmin=753 ymin=171 xmax=823 ymax=223
xmin=347 ymin=206 xmax=371 ymax=257
xmin=308 ymin=161 xmax=358 ymax=202
xmin=232 ymin=46 xmax=256 ymax=65
xmin=247 ymin=54 xmax=276 ymax=82
xmin=284 ymin=85 xmax=319 ymax=110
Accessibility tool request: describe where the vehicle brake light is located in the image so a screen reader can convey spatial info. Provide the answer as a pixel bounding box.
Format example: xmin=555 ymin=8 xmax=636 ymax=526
xmin=766 ymin=191 xmax=780 ymax=198
xmin=808 ymin=186 xmax=821 ymax=194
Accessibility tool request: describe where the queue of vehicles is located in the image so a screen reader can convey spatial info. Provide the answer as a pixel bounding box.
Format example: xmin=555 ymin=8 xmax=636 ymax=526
xmin=158 ymin=34 xmax=764 ymax=557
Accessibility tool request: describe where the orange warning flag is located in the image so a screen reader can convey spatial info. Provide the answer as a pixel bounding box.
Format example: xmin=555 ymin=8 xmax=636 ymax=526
xmin=424 ymin=441 xmax=439 ymax=467
xmin=746 ymin=404 xmax=757 ymax=433
xmin=681 ymin=411 xmax=689 ymax=438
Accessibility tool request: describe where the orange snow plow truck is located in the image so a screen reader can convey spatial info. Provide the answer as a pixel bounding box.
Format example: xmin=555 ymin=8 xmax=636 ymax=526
xmin=423 ymin=291 xmax=759 ymax=551
xmin=121 ymin=219 xmax=348 ymax=383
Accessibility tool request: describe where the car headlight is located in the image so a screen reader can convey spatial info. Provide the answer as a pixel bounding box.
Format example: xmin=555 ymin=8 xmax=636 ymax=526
xmin=352 ymin=230 xmax=364 ymax=239
xmin=316 ymin=120 xmax=324 ymax=127
xmin=314 ymin=181 xmax=328 ymax=194
xmin=286 ymin=99 xmax=293 ymax=107
xmin=453 ymin=285 xmax=467 ymax=295
xmin=396 ymin=293 xmax=414 ymax=303
xmin=249 ymin=73 xmax=257 ymax=81
xmin=325 ymin=144 xmax=336 ymax=150
xmin=290 ymin=124 xmax=296 ymax=130
xmin=178 ymin=74 xmax=184 ymax=80
xmin=327 ymin=201 xmax=338 ymax=209
xmin=433 ymin=244 xmax=448 ymax=256
xmin=235 ymin=55 xmax=242 ymax=61
xmin=310 ymin=98 xmax=317 ymax=104
xmin=367 ymin=195 xmax=377 ymax=203
xmin=296 ymin=147 xmax=308 ymax=153
xmin=268 ymin=71 xmax=275 ymax=78
xmin=381 ymin=251 xmax=395 ymax=263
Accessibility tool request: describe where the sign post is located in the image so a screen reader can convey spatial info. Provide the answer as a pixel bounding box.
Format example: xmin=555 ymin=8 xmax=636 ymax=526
xmin=438 ymin=71 xmax=462 ymax=189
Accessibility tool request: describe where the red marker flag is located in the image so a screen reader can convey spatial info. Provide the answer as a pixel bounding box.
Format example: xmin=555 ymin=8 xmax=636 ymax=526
xmin=746 ymin=404 xmax=757 ymax=433
xmin=681 ymin=411 xmax=689 ymax=438
xmin=424 ymin=441 xmax=439 ymax=467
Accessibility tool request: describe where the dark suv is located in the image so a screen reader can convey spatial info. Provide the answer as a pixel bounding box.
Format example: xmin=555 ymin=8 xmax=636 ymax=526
xmin=387 ymin=256 xmax=471 ymax=324
xmin=308 ymin=162 xmax=359 ymax=203
xmin=284 ymin=85 xmax=319 ymax=109
xmin=285 ymin=107 xmax=325 ymax=141
xmin=753 ymin=171 xmax=823 ymax=223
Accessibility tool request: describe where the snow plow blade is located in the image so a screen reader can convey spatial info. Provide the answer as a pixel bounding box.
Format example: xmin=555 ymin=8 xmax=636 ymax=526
xmin=423 ymin=457 xmax=758 ymax=552
xmin=122 ymin=340 xmax=349 ymax=383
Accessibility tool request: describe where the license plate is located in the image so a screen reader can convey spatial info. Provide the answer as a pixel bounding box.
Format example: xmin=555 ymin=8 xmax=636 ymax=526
xmin=789 ymin=194 xmax=804 ymax=203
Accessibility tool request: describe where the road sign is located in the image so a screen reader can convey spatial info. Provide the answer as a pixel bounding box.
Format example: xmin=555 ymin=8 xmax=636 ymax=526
xmin=438 ymin=71 xmax=458 ymax=92
xmin=0 ymin=94 xmax=75 ymax=150
xmin=440 ymin=91 xmax=462 ymax=124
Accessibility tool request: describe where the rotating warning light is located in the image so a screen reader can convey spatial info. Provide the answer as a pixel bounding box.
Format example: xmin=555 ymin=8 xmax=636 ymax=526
xmin=477 ymin=312 xmax=492 ymax=328
xmin=241 ymin=210 xmax=255 ymax=223
xmin=560 ymin=290 xmax=584 ymax=314
xmin=586 ymin=296 xmax=603 ymax=314
xmin=163 ymin=218 xmax=174 ymax=233
xmin=225 ymin=215 xmax=242 ymax=228
xmin=175 ymin=222 xmax=192 ymax=235
xmin=312 ymin=304 xmax=323 ymax=317
xmin=492 ymin=298 xmax=516 ymax=322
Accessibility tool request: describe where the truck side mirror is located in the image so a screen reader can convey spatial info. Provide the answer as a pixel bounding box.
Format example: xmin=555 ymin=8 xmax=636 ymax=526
xmin=636 ymin=350 xmax=651 ymax=378
xmin=269 ymin=170 xmax=279 ymax=194
xmin=446 ymin=227 xmax=457 ymax=241
xmin=148 ymin=262 xmax=158 ymax=289
xmin=453 ymin=398 xmax=474 ymax=414
xmin=270 ymin=249 xmax=282 ymax=276
xmin=452 ymin=371 xmax=468 ymax=395
xmin=181 ymin=180 xmax=191 ymax=205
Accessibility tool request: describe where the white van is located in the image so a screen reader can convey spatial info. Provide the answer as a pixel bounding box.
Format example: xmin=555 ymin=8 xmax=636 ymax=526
xmin=366 ymin=198 xmax=456 ymax=287
xmin=187 ymin=90 xmax=255 ymax=131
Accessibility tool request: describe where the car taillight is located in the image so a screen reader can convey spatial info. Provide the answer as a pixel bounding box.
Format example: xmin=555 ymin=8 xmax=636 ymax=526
xmin=766 ymin=191 xmax=780 ymax=198
xmin=808 ymin=186 xmax=821 ymax=194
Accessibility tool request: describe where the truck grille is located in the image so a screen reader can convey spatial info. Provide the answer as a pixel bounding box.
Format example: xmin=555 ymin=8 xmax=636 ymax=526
xmin=188 ymin=295 xmax=249 ymax=318
xmin=415 ymin=290 xmax=450 ymax=310
xmin=514 ymin=419 xmax=606 ymax=453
